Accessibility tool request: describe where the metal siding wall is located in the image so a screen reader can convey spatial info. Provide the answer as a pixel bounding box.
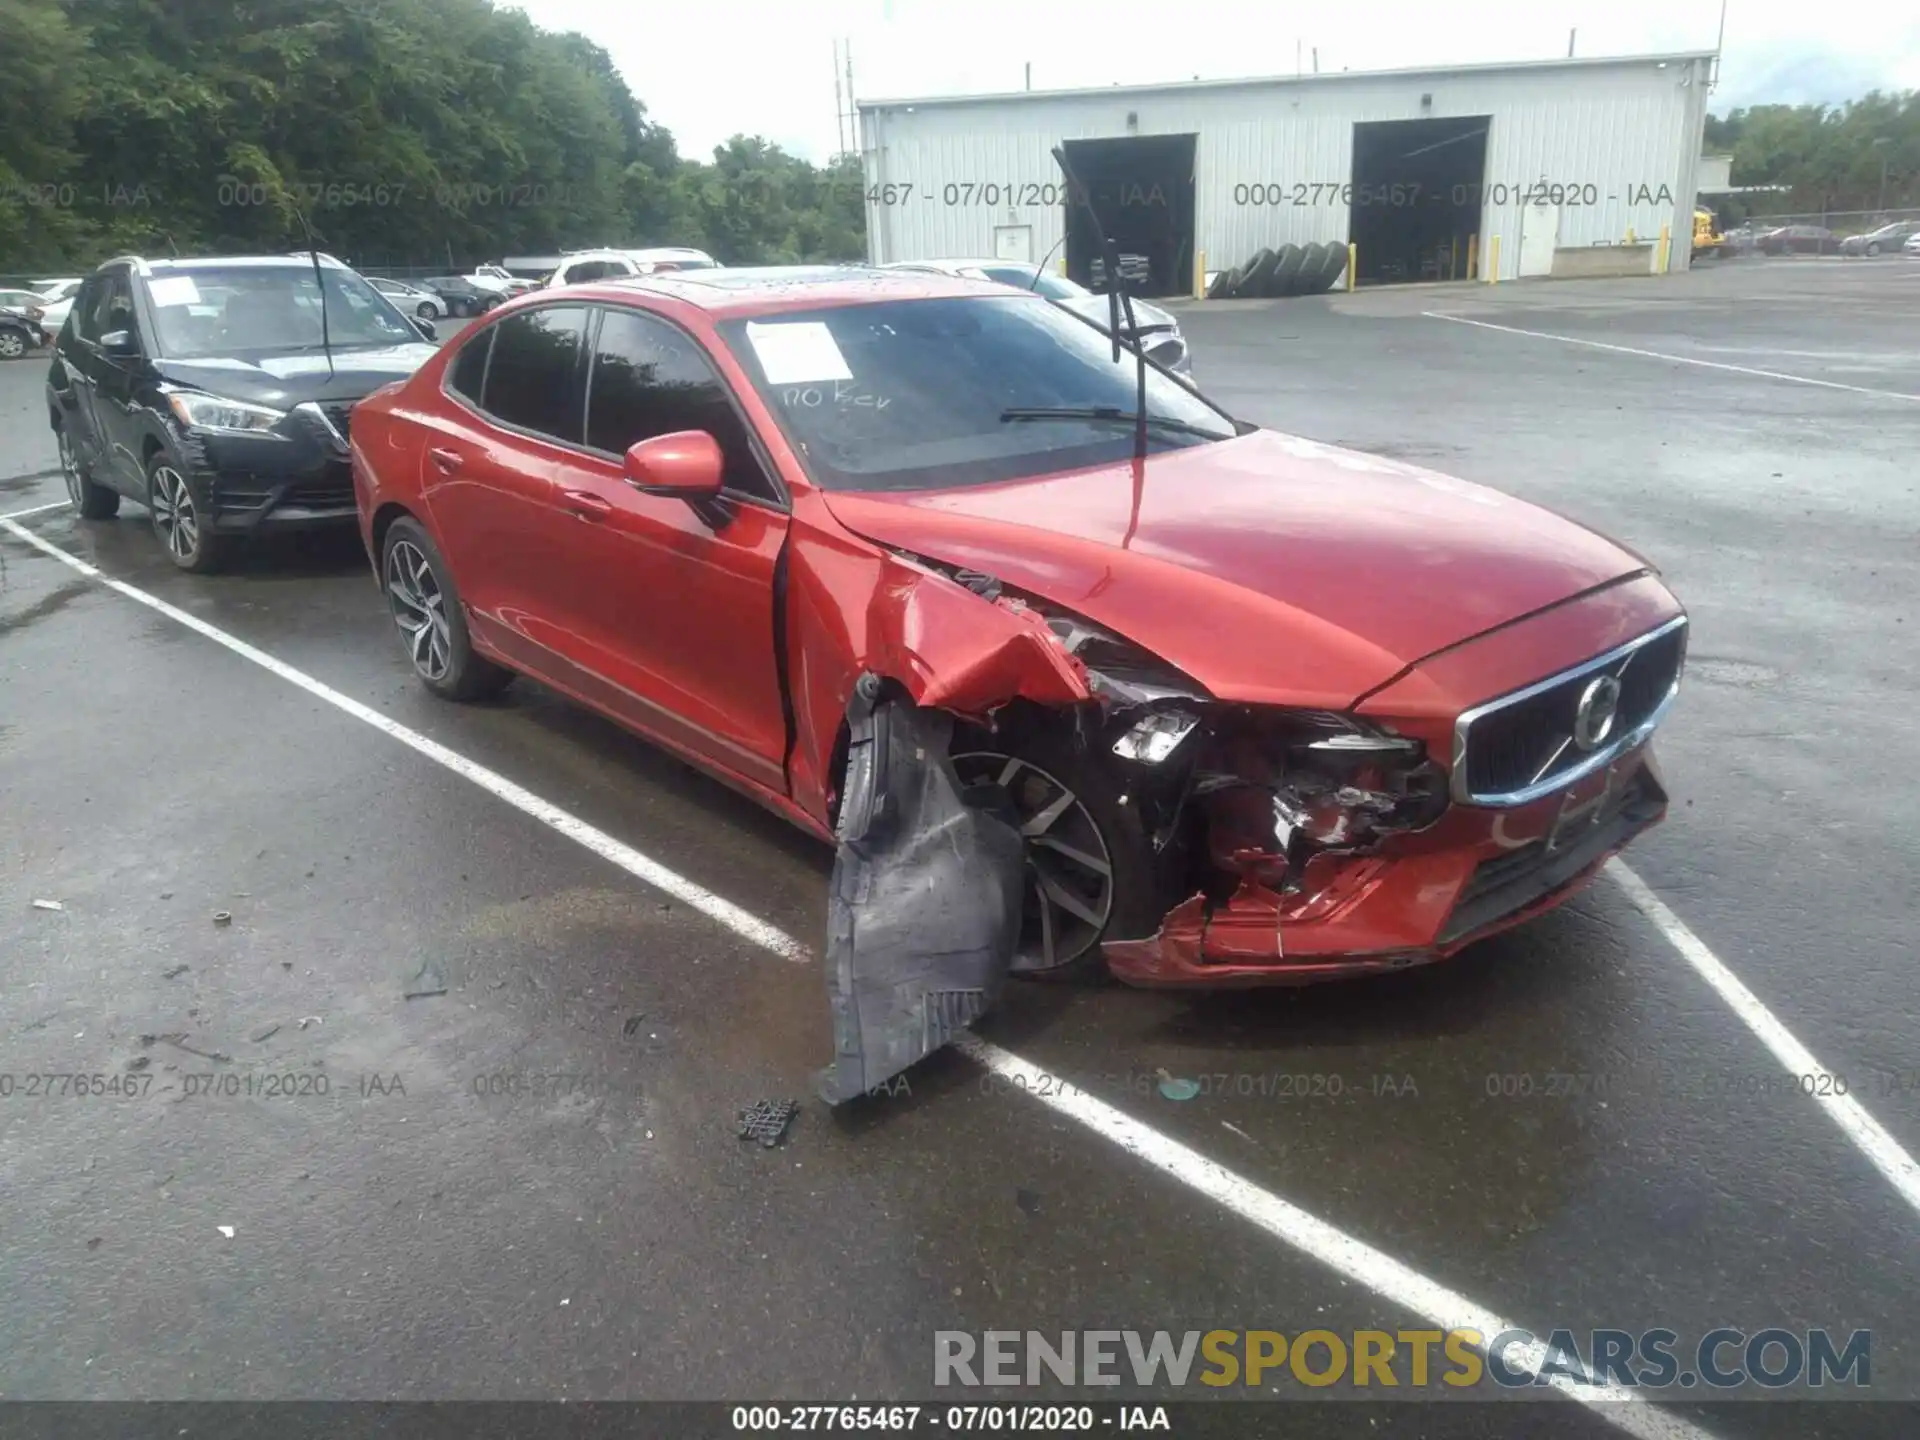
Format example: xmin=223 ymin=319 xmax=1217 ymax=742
xmin=861 ymin=59 xmax=1707 ymax=283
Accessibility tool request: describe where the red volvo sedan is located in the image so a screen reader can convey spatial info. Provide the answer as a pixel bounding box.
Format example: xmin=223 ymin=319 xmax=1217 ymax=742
xmin=351 ymin=267 xmax=1685 ymax=1098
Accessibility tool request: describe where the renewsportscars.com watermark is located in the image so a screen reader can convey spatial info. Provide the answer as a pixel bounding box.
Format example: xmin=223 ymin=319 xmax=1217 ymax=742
xmin=934 ymin=1328 xmax=1871 ymax=1392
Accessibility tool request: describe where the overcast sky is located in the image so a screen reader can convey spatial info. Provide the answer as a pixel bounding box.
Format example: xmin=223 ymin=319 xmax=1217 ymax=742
xmin=513 ymin=0 xmax=1920 ymax=163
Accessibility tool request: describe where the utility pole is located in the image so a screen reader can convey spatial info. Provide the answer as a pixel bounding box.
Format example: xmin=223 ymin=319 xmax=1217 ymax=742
xmin=1025 ymin=62 xmax=1031 ymax=91
xmin=1711 ymin=0 xmax=1727 ymax=91
xmin=1567 ymin=28 xmax=1576 ymax=58
xmin=832 ymin=42 xmax=846 ymax=157
xmin=1873 ymin=137 xmax=1893 ymax=217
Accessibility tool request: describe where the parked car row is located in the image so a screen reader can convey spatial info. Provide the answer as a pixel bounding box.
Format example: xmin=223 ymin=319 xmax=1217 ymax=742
xmin=38 ymin=249 xmax=1688 ymax=1096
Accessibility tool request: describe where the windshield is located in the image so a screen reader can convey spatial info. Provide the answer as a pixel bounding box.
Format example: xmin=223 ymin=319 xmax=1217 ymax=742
xmin=719 ymin=295 xmax=1234 ymax=494
xmin=978 ymin=264 xmax=1091 ymax=303
xmin=145 ymin=265 xmax=420 ymax=358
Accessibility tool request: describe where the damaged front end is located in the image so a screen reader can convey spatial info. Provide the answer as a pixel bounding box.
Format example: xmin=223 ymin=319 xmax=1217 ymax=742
xmin=1100 ymin=704 xmax=1449 ymax=983
xmin=993 ymin=589 xmax=1452 ymax=984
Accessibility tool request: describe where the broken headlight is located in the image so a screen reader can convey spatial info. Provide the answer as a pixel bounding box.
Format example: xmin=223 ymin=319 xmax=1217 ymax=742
xmin=1194 ymin=709 xmax=1447 ymax=877
xmin=1113 ymin=709 xmax=1200 ymax=763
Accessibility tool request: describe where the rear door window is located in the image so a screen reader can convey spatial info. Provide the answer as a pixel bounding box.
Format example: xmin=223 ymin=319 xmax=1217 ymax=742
xmin=479 ymin=305 xmax=588 ymax=442
xmin=446 ymin=328 xmax=493 ymax=404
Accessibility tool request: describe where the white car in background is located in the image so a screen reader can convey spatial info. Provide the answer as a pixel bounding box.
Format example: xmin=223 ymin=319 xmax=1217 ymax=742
xmin=366 ymin=276 xmax=448 ymax=319
xmin=542 ymin=247 xmax=721 ymax=288
xmin=1905 ymin=230 xmax=1920 ymax=257
xmin=882 ymin=257 xmax=1193 ymax=377
xmin=30 ymin=277 xmax=85 ymax=335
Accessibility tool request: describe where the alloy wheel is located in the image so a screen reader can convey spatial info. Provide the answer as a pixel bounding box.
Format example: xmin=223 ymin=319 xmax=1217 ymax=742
xmin=385 ymin=539 xmax=452 ymax=681
xmin=58 ymin=429 xmax=81 ymax=507
xmin=0 ymin=330 xmax=25 ymax=360
xmin=149 ymin=465 xmax=199 ymax=561
xmin=952 ymin=751 xmax=1115 ymax=971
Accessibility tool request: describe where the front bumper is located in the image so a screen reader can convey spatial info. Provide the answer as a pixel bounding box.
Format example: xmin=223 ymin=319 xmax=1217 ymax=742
xmin=1104 ymin=746 xmax=1667 ymax=987
xmin=179 ymin=410 xmax=359 ymax=533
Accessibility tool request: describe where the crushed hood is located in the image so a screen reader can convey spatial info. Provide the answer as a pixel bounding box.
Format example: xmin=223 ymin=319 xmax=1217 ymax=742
xmin=155 ymin=343 xmax=439 ymax=409
xmin=823 ymin=429 xmax=1648 ymax=711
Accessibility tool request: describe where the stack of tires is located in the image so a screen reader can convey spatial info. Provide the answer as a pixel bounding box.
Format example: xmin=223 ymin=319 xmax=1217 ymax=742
xmin=1206 ymin=242 xmax=1349 ymax=299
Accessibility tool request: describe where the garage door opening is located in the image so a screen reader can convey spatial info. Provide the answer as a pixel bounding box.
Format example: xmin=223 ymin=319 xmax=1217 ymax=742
xmin=1348 ymin=117 xmax=1489 ymax=286
xmin=1061 ymin=134 xmax=1197 ymax=299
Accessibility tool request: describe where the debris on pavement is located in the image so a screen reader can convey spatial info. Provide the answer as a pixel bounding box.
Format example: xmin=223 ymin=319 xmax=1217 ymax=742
xmin=1222 ymin=1121 xmax=1256 ymax=1143
xmin=297 ymin=1015 xmax=322 ymax=1030
xmin=159 ymin=1035 xmax=233 ymax=1064
xmin=1015 ymin=1188 xmax=1042 ymax=1215
xmin=1156 ymin=1070 xmax=1201 ymax=1101
xmin=162 ymin=964 xmax=190 ymax=980
xmin=737 ymin=1099 xmax=799 ymax=1148
xmin=126 ymin=1057 xmax=150 ymax=1072
xmin=211 ymin=911 xmax=232 ymax=927
xmin=404 ymin=960 xmax=447 ymax=1000
xmin=86 ymin=1237 xmax=102 ymax=1250
xmin=31 ymin=899 xmax=64 ymax=911
xmin=622 ymin=1014 xmax=646 ymax=1037
xmin=216 ymin=1225 xmax=235 ymax=1239
xmin=250 ymin=1024 xmax=280 ymax=1043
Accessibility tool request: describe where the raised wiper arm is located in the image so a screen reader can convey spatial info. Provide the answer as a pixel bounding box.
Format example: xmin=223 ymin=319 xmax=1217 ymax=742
xmin=999 ymin=406 xmax=1221 ymax=439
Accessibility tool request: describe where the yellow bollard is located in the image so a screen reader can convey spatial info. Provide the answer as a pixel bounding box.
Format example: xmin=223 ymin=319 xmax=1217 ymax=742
xmin=1195 ymin=248 xmax=1206 ymax=299
xmin=1347 ymin=242 xmax=1357 ymax=292
xmin=1488 ymin=234 xmax=1501 ymax=284
xmin=1626 ymin=227 xmax=1636 ymax=246
xmin=1466 ymin=233 xmax=1478 ymax=280
xmin=1657 ymin=224 xmax=1671 ymax=273
xmin=1451 ymin=235 xmax=1459 ymax=280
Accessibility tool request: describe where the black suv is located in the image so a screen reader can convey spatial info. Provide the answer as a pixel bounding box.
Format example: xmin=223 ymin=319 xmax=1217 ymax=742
xmin=46 ymin=254 xmax=440 ymax=571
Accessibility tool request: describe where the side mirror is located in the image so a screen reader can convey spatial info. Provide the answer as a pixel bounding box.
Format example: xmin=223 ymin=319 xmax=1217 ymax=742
xmin=623 ymin=430 xmax=724 ymax=498
xmin=100 ymin=329 xmax=139 ymax=357
xmin=413 ymin=317 xmax=438 ymax=342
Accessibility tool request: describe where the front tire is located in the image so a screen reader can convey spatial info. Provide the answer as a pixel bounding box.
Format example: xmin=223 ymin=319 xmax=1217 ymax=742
xmin=416 ymin=301 xmax=437 ymax=319
xmin=147 ymin=454 xmax=227 ymax=572
xmin=1867 ymin=242 xmax=1882 ymax=257
xmin=0 ymin=328 xmax=26 ymax=361
xmin=58 ymin=423 xmax=119 ymax=519
xmin=381 ymin=517 xmax=512 ymax=701
xmin=952 ymin=725 xmax=1172 ymax=982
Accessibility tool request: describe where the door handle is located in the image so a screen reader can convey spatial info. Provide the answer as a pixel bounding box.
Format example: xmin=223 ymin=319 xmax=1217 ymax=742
xmin=561 ymin=489 xmax=613 ymax=521
xmin=428 ymin=447 xmax=464 ymax=473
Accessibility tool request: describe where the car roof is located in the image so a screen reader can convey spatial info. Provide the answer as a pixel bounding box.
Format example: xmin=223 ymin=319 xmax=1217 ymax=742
xmin=562 ymin=264 xmax=1031 ymax=316
xmin=103 ymin=254 xmax=351 ymax=277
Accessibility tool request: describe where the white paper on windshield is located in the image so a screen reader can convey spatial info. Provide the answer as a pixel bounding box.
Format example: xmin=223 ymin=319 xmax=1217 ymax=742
xmin=744 ymin=321 xmax=852 ymax=384
xmin=146 ymin=276 xmax=201 ymax=307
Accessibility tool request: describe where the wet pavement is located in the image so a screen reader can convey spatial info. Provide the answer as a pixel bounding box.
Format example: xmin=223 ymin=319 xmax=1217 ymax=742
xmin=2 ymin=256 xmax=1918 ymax=1434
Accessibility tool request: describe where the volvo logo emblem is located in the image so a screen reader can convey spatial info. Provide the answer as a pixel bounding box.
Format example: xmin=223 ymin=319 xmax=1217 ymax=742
xmin=1573 ymin=675 xmax=1622 ymax=752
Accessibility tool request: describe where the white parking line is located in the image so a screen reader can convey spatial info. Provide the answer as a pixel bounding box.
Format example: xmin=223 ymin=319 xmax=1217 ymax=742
xmin=0 ymin=510 xmax=1718 ymax=1432
xmin=1608 ymin=859 xmax=1920 ymax=1218
xmin=1423 ymin=312 xmax=1920 ymax=402
xmin=0 ymin=498 xmax=72 ymax=522
xmin=0 ymin=513 xmax=810 ymax=963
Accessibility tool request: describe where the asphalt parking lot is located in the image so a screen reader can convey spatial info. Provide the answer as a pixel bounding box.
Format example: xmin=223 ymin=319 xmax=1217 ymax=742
xmin=3 ymin=255 xmax=1918 ymax=1435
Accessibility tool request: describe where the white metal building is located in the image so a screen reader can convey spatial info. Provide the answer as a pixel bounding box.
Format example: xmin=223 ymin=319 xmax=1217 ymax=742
xmin=857 ymin=52 xmax=1715 ymax=291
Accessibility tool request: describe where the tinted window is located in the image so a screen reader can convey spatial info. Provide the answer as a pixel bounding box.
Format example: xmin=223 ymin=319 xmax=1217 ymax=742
xmin=72 ymin=278 xmax=106 ymax=342
xmin=447 ymin=328 xmax=493 ymax=403
xmin=87 ymin=274 xmax=135 ymax=343
xmin=586 ymin=308 xmax=778 ymax=502
xmin=481 ymin=306 xmax=587 ymax=441
xmin=718 ymin=295 xmax=1233 ymax=493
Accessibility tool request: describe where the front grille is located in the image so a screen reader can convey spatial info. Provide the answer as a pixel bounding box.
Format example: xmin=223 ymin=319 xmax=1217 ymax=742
xmin=1455 ymin=617 xmax=1687 ymax=805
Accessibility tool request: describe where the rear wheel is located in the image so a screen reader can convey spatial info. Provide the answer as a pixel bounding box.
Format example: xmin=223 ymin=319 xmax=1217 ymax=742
xmin=58 ymin=423 xmax=119 ymax=519
xmin=952 ymin=726 xmax=1170 ymax=982
xmin=0 ymin=327 xmax=26 ymax=361
xmin=381 ymin=516 xmax=512 ymax=701
xmin=415 ymin=300 xmax=437 ymax=319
